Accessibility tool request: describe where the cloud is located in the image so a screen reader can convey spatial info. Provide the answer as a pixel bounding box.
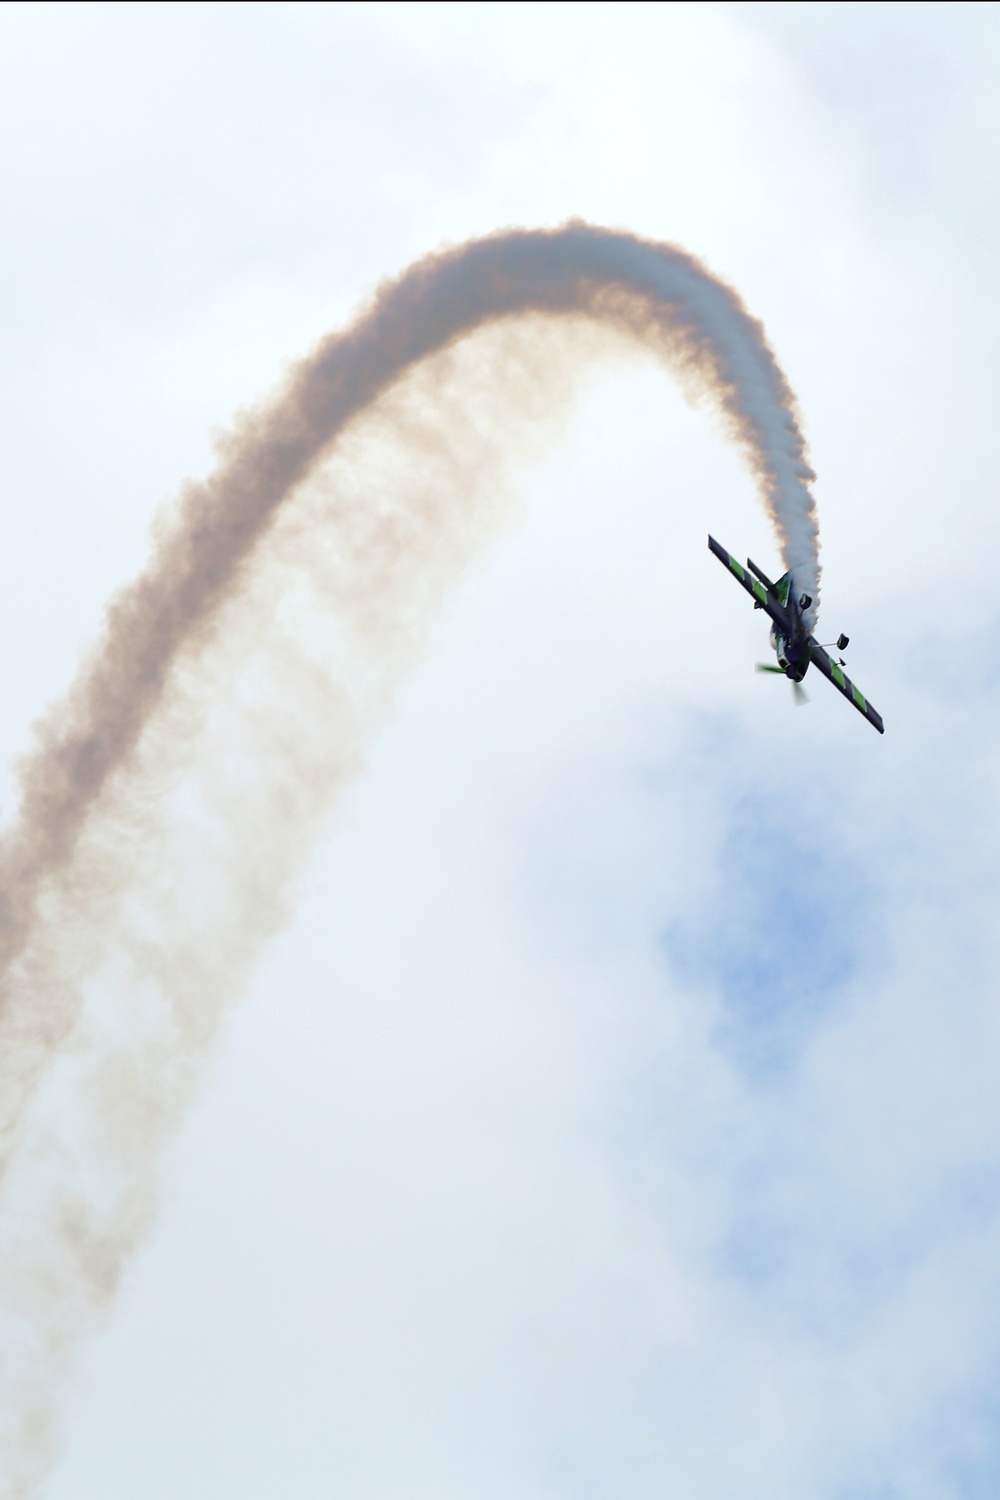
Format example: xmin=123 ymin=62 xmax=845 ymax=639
xmin=0 ymin=4 xmax=994 ymax=1498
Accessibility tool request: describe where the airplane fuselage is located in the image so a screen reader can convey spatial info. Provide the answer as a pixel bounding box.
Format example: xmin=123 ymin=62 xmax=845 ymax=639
xmin=742 ymin=553 xmax=813 ymax=680
xmin=769 ymin=623 xmax=810 ymax=681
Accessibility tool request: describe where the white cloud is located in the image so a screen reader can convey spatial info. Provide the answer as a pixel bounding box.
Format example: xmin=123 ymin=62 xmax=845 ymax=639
xmin=0 ymin=2 xmax=995 ymax=1496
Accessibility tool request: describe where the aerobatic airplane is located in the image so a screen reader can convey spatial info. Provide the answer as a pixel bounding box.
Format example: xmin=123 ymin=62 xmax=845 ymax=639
xmin=708 ymin=535 xmax=884 ymax=734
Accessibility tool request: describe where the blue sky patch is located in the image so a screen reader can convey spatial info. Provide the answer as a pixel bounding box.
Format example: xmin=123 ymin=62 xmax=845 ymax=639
xmin=664 ymin=786 xmax=871 ymax=1077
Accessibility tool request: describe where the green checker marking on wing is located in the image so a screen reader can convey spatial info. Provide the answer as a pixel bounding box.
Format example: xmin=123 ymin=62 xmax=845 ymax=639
xmin=811 ymin=644 xmax=885 ymax=732
xmin=728 ymin=556 xmax=746 ymax=581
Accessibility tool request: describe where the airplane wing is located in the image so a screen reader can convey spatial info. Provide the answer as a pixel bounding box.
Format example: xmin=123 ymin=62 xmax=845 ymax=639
xmin=707 ymin=535 xmax=790 ymax=632
xmin=808 ymin=643 xmax=885 ymax=734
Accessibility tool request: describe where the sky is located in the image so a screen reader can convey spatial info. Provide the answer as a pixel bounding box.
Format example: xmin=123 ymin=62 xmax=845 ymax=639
xmin=1 ymin=2 xmax=1000 ymax=1496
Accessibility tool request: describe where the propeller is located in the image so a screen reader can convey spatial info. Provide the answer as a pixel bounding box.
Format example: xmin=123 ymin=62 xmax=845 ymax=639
xmin=756 ymin=662 xmax=809 ymax=706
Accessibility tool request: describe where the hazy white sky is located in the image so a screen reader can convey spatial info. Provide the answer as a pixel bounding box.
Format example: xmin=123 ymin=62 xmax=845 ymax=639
xmin=2 ymin=3 xmax=1000 ymax=1497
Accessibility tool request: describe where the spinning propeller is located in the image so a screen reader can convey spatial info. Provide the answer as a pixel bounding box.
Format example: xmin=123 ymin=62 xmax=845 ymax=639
xmin=755 ymin=662 xmax=809 ymax=706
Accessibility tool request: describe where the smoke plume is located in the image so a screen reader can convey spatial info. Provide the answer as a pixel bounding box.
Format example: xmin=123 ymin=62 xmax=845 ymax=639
xmin=0 ymin=223 xmax=819 ymax=1494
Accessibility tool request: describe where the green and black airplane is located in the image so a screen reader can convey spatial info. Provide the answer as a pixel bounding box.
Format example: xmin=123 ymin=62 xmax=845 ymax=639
xmin=708 ymin=535 xmax=884 ymax=734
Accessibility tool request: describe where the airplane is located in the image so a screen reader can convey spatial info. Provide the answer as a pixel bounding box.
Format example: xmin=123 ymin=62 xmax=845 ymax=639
xmin=708 ymin=534 xmax=884 ymax=734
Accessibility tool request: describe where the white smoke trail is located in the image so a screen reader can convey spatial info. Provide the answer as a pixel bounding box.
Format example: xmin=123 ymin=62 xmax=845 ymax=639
xmin=0 ymin=225 xmax=819 ymax=1493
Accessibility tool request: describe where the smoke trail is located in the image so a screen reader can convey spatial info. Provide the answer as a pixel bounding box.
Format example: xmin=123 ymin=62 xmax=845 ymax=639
xmin=0 ymin=223 xmax=818 ymax=1492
